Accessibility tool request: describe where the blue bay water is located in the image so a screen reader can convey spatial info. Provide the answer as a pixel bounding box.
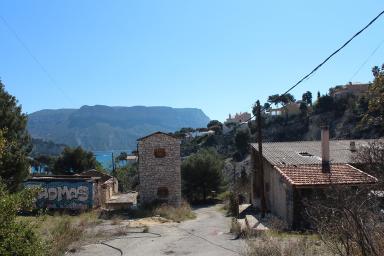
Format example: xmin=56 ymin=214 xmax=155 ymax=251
xmin=94 ymin=150 xmax=132 ymax=172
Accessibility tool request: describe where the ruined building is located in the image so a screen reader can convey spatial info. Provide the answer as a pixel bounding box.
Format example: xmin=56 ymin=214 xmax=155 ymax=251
xmin=138 ymin=132 xmax=181 ymax=206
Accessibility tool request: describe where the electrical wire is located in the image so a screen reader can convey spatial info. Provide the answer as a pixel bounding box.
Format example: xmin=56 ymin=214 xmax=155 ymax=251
xmin=0 ymin=14 xmax=76 ymax=105
xmin=280 ymin=9 xmax=384 ymax=97
xmin=349 ymin=38 xmax=384 ymax=82
xmin=232 ymin=9 xmax=384 ymax=130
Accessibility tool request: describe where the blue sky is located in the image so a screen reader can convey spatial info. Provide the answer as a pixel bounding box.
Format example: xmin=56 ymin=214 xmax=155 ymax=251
xmin=1 ymin=1 xmax=383 ymax=121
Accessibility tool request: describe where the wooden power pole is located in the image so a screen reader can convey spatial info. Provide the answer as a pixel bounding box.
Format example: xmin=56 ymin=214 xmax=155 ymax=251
xmin=256 ymin=100 xmax=267 ymax=218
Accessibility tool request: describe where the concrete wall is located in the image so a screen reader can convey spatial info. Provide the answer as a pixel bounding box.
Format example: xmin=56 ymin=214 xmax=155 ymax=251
xmin=24 ymin=179 xmax=95 ymax=209
xmin=265 ymin=163 xmax=294 ymax=227
xmin=138 ymin=133 xmax=181 ymax=206
xmin=251 ymin=148 xmax=294 ymax=228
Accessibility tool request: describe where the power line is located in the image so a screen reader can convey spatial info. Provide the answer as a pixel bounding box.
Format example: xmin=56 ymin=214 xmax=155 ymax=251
xmin=233 ymin=9 xmax=384 ymax=129
xmin=0 ymin=14 xmax=75 ymax=105
xmin=280 ymin=9 xmax=384 ymax=97
xmin=349 ymin=38 xmax=384 ymax=82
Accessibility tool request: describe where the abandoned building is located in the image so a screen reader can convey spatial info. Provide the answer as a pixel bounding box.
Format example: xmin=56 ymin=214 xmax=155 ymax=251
xmin=250 ymin=127 xmax=378 ymax=229
xmin=24 ymin=175 xmax=102 ymax=210
xmin=137 ymin=132 xmax=181 ymax=206
xmin=25 ymin=169 xmax=137 ymax=210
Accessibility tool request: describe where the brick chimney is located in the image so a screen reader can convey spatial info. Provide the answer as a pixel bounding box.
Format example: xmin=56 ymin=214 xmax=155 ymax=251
xmin=321 ymin=126 xmax=330 ymax=173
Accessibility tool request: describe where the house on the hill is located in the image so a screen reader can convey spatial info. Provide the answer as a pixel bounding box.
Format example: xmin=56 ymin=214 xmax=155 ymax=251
xmin=250 ymin=128 xmax=377 ymax=229
xmin=267 ymin=101 xmax=304 ymax=117
xmin=226 ymin=112 xmax=252 ymax=123
xmin=137 ymin=132 xmax=181 ymax=206
xmin=330 ymin=82 xmax=370 ymax=99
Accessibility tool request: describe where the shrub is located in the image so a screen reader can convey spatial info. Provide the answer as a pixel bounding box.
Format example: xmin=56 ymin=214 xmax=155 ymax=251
xmin=153 ymin=201 xmax=196 ymax=222
xmin=227 ymin=192 xmax=239 ymax=217
xmin=48 ymin=217 xmax=84 ymax=256
xmin=115 ymin=163 xmax=138 ymax=192
xmin=245 ymin=233 xmax=327 ymax=256
xmin=181 ymin=148 xmax=225 ymax=202
xmin=0 ymin=180 xmax=45 ymax=255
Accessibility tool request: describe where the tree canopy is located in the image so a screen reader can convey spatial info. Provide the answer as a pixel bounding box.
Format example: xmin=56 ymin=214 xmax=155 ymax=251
xmin=207 ymin=120 xmax=223 ymax=134
xmin=31 ymin=155 xmax=55 ymax=174
xmin=267 ymin=93 xmax=296 ymax=108
xmin=0 ymin=81 xmax=31 ymax=191
xmin=234 ymin=129 xmax=250 ymax=156
xmin=0 ymin=180 xmax=45 ymax=255
xmin=53 ymin=146 xmax=99 ymax=174
xmin=0 ymin=130 xmax=5 ymax=157
xmin=181 ymin=149 xmax=224 ymax=202
xmin=363 ymin=65 xmax=384 ymax=131
xmin=302 ymin=91 xmax=313 ymax=106
xmin=280 ymin=93 xmax=296 ymax=105
xmin=267 ymin=94 xmax=281 ymax=107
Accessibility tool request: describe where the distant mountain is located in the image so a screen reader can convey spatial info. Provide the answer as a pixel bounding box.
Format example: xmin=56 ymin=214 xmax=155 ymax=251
xmin=27 ymin=105 xmax=210 ymax=151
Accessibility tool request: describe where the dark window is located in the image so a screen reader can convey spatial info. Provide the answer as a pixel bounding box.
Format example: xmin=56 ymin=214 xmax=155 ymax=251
xmin=154 ymin=148 xmax=166 ymax=158
xmin=157 ymin=187 xmax=169 ymax=198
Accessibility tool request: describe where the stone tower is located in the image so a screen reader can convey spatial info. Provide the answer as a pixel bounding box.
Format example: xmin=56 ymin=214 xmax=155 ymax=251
xmin=137 ymin=132 xmax=181 ymax=206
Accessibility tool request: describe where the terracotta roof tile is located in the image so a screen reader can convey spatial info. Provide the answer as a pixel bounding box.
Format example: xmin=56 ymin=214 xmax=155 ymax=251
xmin=275 ymin=164 xmax=377 ymax=186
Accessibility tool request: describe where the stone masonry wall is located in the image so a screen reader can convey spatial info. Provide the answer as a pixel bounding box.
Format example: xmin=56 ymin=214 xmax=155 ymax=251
xmin=138 ymin=133 xmax=181 ymax=206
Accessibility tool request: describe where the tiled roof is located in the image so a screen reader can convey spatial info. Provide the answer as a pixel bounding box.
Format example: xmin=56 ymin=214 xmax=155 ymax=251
xmin=275 ymin=164 xmax=377 ymax=186
xmin=250 ymin=140 xmax=378 ymax=165
xmin=78 ymin=169 xmax=113 ymax=182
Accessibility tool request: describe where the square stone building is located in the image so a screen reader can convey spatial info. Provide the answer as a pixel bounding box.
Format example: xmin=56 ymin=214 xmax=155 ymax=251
xmin=137 ymin=132 xmax=181 ymax=206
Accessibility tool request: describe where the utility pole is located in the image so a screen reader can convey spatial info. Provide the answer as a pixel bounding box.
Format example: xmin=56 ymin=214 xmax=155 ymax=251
xmin=256 ymin=100 xmax=267 ymax=218
xmin=111 ymin=152 xmax=116 ymax=177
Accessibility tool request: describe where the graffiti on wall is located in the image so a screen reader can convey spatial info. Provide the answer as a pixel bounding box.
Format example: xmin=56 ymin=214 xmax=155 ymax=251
xmin=24 ymin=180 xmax=93 ymax=209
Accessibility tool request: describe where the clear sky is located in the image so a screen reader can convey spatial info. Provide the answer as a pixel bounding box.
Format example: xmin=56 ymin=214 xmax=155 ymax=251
xmin=1 ymin=1 xmax=383 ymax=121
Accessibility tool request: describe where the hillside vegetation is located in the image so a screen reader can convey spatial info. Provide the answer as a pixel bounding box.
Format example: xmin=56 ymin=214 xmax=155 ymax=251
xmin=178 ymin=65 xmax=384 ymax=161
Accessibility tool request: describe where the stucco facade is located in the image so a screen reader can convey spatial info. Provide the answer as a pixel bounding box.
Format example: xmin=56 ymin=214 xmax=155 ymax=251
xmin=251 ymin=152 xmax=294 ymax=227
xmin=250 ymin=141 xmax=377 ymax=229
xmin=138 ymin=132 xmax=181 ymax=206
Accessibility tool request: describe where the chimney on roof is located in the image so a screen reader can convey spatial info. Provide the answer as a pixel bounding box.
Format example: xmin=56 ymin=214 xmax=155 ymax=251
xmin=350 ymin=141 xmax=357 ymax=152
xmin=321 ymin=126 xmax=330 ymax=173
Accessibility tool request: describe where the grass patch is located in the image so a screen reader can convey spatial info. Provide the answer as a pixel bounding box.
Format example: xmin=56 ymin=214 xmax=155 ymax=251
xmin=153 ymin=201 xmax=196 ymax=222
xmin=115 ymin=201 xmax=196 ymax=222
xmin=245 ymin=231 xmax=330 ymax=256
xmin=17 ymin=202 xmax=195 ymax=254
xmin=18 ymin=210 xmax=101 ymax=256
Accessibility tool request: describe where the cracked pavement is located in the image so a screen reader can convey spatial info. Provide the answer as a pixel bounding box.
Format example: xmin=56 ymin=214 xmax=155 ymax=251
xmin=69 ymin=204 xmax=245 ymax=256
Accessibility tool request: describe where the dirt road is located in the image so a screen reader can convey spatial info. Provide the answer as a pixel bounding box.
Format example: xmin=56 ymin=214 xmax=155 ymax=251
xmin=70 ymin=204 xmax=245 ymax=256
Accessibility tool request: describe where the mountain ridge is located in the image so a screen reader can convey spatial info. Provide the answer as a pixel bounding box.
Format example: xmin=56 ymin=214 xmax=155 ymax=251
xmin=28 ymin=105 xmax=210 ymax=151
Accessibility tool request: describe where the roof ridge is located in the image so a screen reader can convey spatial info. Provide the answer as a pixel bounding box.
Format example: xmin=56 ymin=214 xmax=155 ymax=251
xmin=137 ymin=131 xmax=178 ymax=141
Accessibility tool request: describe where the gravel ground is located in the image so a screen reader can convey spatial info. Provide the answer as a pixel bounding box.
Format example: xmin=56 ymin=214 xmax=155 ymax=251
xmin=69 ymin=204 xmax=245 ymax=256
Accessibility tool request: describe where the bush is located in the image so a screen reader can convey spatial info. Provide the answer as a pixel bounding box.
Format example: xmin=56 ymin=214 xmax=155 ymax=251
xmin=0 ymin=180 xmax=45 ymax=255
xmin=235 ymin=129 xmax=250 ymax=156
xmin=115 ymin=163 xmax=138 ymax=192
xmin=181 ymin=148 xmax=225 ymax=202
xmin=227 ymin=192 xmax=239 ymax=217
xmin=246 ymin=233 xmax=327 ymax=256
xmin=153 ymin=201 xmax=196 ymax=222
xmin=53 ymin=146 xmax=98 ymax=174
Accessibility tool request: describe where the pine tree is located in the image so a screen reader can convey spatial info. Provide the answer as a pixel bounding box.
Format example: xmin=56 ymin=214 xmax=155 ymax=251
xmin=0 ymin=81 xmax=31 ymax=191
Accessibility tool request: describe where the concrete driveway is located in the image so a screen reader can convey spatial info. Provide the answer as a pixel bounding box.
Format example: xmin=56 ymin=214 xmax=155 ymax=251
xmin=70 ymin=204 xmax=245 ymax=256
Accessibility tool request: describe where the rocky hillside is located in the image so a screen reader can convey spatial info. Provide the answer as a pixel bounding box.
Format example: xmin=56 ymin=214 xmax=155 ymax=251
xmin=28 ymin=105 xmax=210 ymax=151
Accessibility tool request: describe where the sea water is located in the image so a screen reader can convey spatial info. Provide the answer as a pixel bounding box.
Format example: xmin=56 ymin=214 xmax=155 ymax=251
xmin=94 ymin=150 xmax=132 ymax=172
